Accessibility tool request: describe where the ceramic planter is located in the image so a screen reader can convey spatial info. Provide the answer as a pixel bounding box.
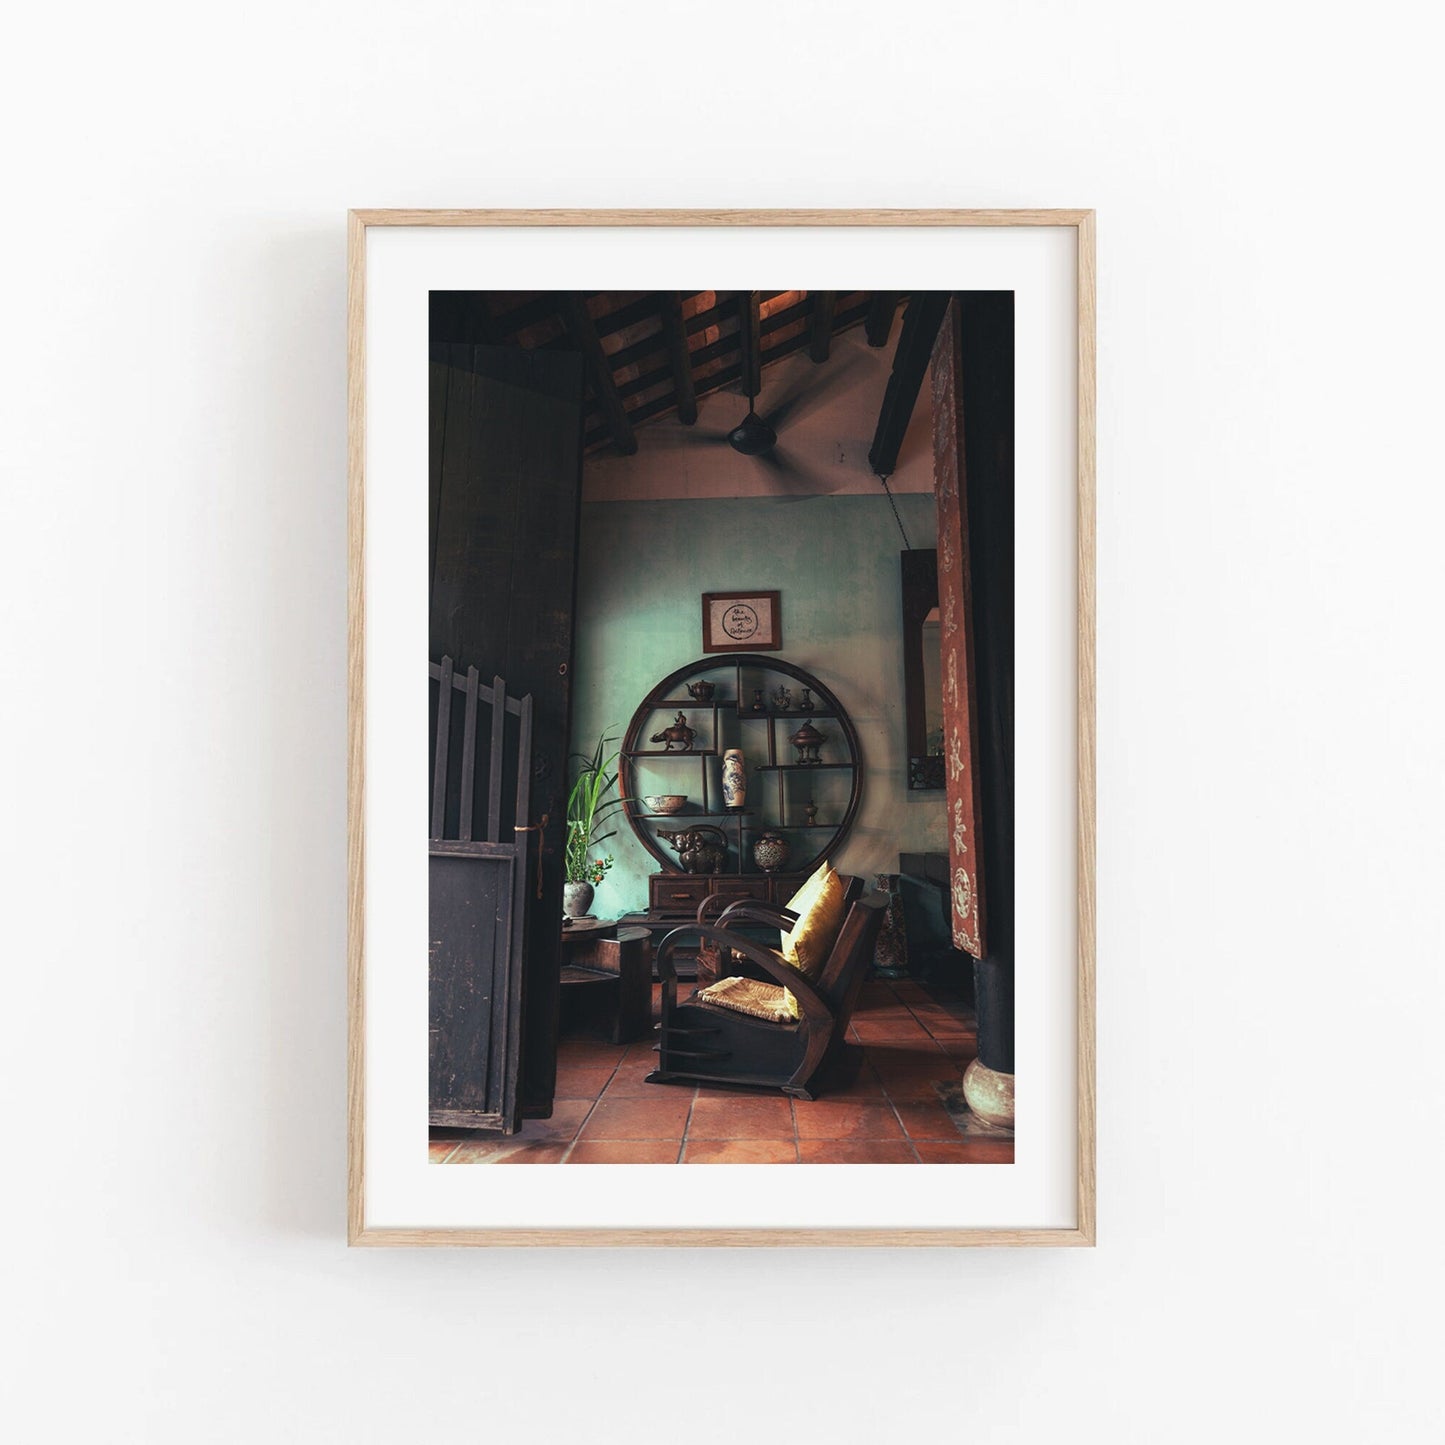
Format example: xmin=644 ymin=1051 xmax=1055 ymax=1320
xmin=562 ymin=881 xmax=595 ymax=918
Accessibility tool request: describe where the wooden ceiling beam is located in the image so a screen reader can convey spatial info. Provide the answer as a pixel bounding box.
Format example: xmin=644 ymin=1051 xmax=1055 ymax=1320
xmin=865 ymin=291 xmax=899 ymax=347
xmin=660 ymin=293 xmax=697 ymax=425
xmin=583 ymin=297 xmax=890 ymax=448
xmin=594 ymin=292 xmax=668 ymax=338
xmin=558 ymin=292 xmax=637 ymax=455
xmin=739 ymin=291 xmax=761 ymax=400
xmin=868 ymin=292 xmax=950 ymax=477
xmin=685 ymin=293 xmax=741 ymax=337
xmin=809 ymin=292 xmax=836 ymax=361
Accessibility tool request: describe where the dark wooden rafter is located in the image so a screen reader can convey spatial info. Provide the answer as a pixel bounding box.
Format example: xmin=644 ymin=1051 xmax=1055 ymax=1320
xmin=581 ymin=295 xmax=882 ymax=448
xmin=809 ymin=291 xmax=836 ymax=361
xmin=557 ymin=292 xmax=637 ymax=455
xmin=420 ymin=286 xmax=895 ymax=452
xmin=594 ymin=292 xmax=666 ymax=338
xmin=739 ymin=291 xmax=761 ymax=401
xmin=659 ymin=293 xmax=697 ymax=424
xmin=868 ymin=291 xmax=951 ymax=477
xmin=865 ymin=291 xmax=899 ymax=347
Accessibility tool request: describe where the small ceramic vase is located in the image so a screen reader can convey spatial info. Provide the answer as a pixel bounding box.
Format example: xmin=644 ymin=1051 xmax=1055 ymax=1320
xmin=562 ymin=882 xmax=595 ymax=919
xmin=721 ymin=748 xmax=748 ymax=810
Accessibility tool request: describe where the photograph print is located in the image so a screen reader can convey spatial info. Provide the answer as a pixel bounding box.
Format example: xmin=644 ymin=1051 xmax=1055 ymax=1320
xmin=426 ymin=288 xmax=1014 ymax=1167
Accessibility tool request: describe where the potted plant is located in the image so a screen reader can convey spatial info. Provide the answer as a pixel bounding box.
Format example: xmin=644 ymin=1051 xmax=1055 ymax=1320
xmin=563 ymin=731 xmax=623 ymax=919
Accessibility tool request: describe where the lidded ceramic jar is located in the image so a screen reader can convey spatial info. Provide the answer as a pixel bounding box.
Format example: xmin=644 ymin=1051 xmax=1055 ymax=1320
xmin=751 ymin=830 xmax=791 ymax=873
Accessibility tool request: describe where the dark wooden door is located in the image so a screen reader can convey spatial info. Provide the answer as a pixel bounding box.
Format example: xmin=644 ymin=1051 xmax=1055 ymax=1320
xmin=429 ymin=660 xmax=534 ymax=1129
xmin=430 ymin=339 xmax=585 ymax=1119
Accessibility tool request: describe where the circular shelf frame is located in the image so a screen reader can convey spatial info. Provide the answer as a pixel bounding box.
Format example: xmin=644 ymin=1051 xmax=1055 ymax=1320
xmin=620 ymin=654 xmax=862 ymax=877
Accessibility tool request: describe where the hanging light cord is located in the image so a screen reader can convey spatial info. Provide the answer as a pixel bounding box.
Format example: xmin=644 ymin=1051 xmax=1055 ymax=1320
xmin=878 ymin=473 xmax=912 ymax=550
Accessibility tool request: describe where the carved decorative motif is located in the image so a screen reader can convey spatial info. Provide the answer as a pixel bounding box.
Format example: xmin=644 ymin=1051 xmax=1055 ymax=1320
xmin=930 ymin=300 xmax=987 ymax=959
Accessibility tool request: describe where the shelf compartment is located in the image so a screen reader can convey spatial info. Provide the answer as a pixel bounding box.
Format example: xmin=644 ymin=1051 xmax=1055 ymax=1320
xmin=622 ymin=748 xmax=719 ymax=758
xmin=632 ymin=809 xmax=756 ymax=820
xmin=753 ymin=763 xmax=857 ymax=771
xmin=734 ymin=708 xmax=840 ymax=719
xmin=620 ymin=653 xmax=862 ymax=881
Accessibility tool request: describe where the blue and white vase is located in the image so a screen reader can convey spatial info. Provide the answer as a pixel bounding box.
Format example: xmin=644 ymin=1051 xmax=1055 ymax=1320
xmin=721 ymin=748 xmax=747 ymax=810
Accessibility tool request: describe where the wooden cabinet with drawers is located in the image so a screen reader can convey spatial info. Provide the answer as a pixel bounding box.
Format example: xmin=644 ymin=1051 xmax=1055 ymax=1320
xmin=646 ymin=871 xmax=806 ymax=917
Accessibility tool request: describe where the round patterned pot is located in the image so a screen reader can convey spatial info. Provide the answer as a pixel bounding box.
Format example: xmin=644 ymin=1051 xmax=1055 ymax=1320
xmin=562 ymin=882 xmax=595 ymax=919
xmin=751 ymin=830 xmax=791 ymax=873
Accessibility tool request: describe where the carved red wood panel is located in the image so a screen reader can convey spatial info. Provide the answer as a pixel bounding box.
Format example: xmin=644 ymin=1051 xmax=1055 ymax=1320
xmin=930 ymin=300 xmax=987 ymax=958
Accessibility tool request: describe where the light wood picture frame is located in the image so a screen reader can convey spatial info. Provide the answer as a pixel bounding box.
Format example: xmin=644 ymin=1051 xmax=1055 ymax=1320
xmin=348 ymin=209 xmax=1095 ymax=1246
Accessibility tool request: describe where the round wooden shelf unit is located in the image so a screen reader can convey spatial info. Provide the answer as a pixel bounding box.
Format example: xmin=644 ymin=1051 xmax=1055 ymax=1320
xmin=619 ymin=654 xmax=862 ymax=878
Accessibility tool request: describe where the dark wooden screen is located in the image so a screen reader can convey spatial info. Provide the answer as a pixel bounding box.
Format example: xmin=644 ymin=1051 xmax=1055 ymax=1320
xmin=429 ymin=656 xmax=534 ymax=1131
xmin=430 ymin=338 xmax=584 ymax=1118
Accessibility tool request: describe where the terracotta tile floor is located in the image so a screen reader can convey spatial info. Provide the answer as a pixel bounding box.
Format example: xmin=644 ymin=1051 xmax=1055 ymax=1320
xmin=432 ymin=977 xmax=1014 ymax=1164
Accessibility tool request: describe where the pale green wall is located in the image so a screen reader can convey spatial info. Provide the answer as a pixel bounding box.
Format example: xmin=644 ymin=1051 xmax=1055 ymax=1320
xmin=570 ymin=494 xmax=944 ymax=916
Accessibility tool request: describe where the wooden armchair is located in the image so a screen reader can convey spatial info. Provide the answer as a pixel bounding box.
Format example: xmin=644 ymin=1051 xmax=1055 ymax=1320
xmin=645 ymin=878 xmax=886 ymax=1101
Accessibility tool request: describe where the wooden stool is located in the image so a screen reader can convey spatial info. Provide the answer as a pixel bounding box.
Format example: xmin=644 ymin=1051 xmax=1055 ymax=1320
xmin=560 ymin=922 xmax=652 ymax=1044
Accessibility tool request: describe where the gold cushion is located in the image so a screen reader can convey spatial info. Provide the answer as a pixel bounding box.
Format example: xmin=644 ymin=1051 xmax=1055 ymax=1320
xmin=780 ymin=860 xmax=846 ymax=980
xmin=697 ymin=975 xmax=798 ymax=1023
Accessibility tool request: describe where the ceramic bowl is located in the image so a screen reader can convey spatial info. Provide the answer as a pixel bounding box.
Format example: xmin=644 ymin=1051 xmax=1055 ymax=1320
xmin=644 ymin=794 xmax=687 ymax=815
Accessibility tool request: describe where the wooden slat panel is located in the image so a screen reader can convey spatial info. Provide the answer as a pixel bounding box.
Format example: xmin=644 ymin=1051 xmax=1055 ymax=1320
xmin=488 ymin=674 xmax=507 ymax=843
xmin=430 ymin=839 xmax=519 ymax=859
xmin=431 ymin=654 xmax=453 ymax=840
xmin=429 ymin=852 xmax=510 ymax=1117
xmin=459 ymin=665 xmax=479 ymax=841
xmin=502 ymin=690 xmax=535 ymax=1129
xmin=515 ymin=693 xmax=534 ymax=830
xmin=428 ymin=659 xmax=524 ymax=715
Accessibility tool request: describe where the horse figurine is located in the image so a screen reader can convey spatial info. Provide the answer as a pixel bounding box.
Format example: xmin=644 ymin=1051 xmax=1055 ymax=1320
xmin=650 ymin=712 xmax=697 ymax=752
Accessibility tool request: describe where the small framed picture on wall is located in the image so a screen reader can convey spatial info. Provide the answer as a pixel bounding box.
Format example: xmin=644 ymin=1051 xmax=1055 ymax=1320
xmin=701 ymin=589 xmax=782 ymax=652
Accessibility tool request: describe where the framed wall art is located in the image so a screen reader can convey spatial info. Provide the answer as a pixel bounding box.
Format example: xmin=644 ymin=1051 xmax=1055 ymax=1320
xmin=348 ymin=209 xmax=1096 ymax=1246
xmin=701 ymin=590 xmax=782 ymax=652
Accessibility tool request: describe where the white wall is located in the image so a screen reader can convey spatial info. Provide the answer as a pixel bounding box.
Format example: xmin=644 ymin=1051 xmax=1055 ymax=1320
xmin=4 ymin=3 xmax=1443 ymax=1442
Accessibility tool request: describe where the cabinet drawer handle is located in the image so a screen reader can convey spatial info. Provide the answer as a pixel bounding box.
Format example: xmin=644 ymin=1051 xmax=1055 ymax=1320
xmin=670 ymin=891 xmax=692 ymax=900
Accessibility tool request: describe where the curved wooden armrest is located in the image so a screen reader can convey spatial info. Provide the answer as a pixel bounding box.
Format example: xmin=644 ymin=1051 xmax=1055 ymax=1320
xmin=714 ymin=899 xmax=800 ymax=932
xmin=660 ymin=923 xmax=830 ymax=1030
xmin=694 ymin=892 xmax=736 ymax=925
